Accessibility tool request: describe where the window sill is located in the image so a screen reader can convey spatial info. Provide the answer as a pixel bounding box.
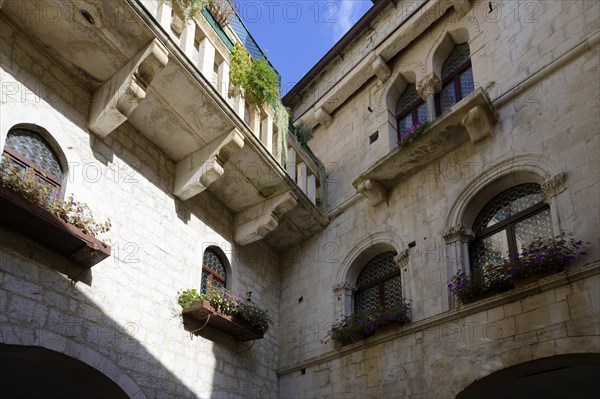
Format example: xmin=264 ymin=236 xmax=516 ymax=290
xmin=0 ymin=186 xmax=111 ymax=275
xmin=353 ymin=88 xmax=498 ymax=206
xmin=182 ymin=299 xmax=264 ymax=341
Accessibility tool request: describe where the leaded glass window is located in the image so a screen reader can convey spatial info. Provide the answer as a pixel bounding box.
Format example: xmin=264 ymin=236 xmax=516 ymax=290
xmin=2 ymin=128 xmax=63 ymax=193
xmin=201 ymin=248 xmax=226 ymax=294
xmin=396 ymin=84 xmax=427 ymax=139
xmin=436 ymin=43 xmax=474 ymax=115
xmin=355 ymin=251 xmax=401 ymax=312
xmin=469 ymin=183 xmax=553 ymax=270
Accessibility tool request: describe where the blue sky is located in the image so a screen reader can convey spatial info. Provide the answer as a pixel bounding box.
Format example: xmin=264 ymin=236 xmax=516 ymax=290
xmin=237 ymin=0 xmax=373 ymax=94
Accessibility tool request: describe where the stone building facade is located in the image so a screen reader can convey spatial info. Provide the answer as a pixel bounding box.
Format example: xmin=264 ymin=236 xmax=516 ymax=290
xmin=0 ymin=0 xmax=598 ymax=398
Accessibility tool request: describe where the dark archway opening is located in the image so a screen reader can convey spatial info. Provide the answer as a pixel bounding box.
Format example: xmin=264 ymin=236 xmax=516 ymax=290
xmin=0 ymin=344 xmax=129 ymax=399
xmin=457 ymin=353 xmax=600 ymax=399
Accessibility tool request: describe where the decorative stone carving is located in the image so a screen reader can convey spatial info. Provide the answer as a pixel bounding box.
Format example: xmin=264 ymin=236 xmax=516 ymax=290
xmin=332 ymin=282 xmax=357 ymax=293
xmin=234 ymin=191 xmax=298 ymax=245
xmin=442 ymin=224 xmax=474 ymax=244
xmin=174 ymin=129 xmax=245 ymax=201
xmin=393 ymin=249 xmax=409 ymax=268
xmin=372 ymin=56 xmax=391 ymax=82
xmin=314 ymin=107 xmax=333 ymax=128
xmin=541 ymin=172 xmax=567 ymax=202
xmin=462 ymin=105 xmax=493 ymax=143
xmin=357 ymin=179 xmax=387 ymax=207
xmin=416 ymin=73 xmax=441 ymax=99
xmin=450 ymin=0 xmax=471 ymax=17
xmin=89 ymin=39 xmax=169 ymax=138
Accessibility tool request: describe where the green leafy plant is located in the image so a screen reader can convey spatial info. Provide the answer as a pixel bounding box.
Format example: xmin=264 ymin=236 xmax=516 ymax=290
xmin=448 ymin=262 xmax=512 ymax=304
xmin=0 ymin=157 xmax=111 ymax=238
xmin=229 ymin=43 xmax=279 ymax=107
xmin=294 ymin=121 xmax=313 ymax=144
xmin=324 ymin=301 xmax=411 ymax=346
xmin=397 ymin=121 xmax=430 ymax=147
xmin=169 ymin=0 xmax=209 ymax=20
xmin=178 ymin=287 xmax=272 ymax=334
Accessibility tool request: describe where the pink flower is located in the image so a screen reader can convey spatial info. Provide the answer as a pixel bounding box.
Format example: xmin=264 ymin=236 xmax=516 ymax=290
xmin=409 ymin=138 xmax=413 ymax=143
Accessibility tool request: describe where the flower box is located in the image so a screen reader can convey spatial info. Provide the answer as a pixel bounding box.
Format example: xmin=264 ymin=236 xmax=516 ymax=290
xmin=0 ymin=185 xmax=111 ymax=273
xmin=182 ymin=299 xmax=264 ymax=341
xmin=513 ymin=269 xmax=561 ymax=289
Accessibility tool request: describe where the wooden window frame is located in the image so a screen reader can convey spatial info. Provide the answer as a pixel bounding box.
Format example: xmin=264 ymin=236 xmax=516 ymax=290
xmin=3 ymin=145 xmax=62 ymax=191
xmin=202 ymin=264 xmax=226 ymax=289
xmin=355 ymin=268 xmax=401 ymax=311
xmin=435 ymin=59 xmax=473 ymax=117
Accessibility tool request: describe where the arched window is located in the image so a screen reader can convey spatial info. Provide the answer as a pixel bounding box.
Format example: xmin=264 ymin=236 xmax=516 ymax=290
xmin=435 ymin=43 xmax=474 ymax=116
xmin=355 ymin=251 xmax=401 ymax=312
xmin=201 ymin=248 xmax=227 ymax=294
xmin=469 ymin=183 xmax=553 ymax=270
xmin=2 ymin=127 xmax=63 ymax=194
xmin=396 ymin=84 xmax=428 ymax=138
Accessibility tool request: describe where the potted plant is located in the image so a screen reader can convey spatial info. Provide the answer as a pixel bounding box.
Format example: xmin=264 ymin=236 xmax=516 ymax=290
xmin=507 ymin=234 xmax=588 ymax=287
xmin=448 ymin=262 xmax=512 ymax=304
xmin=178 ymin=287 xmax=271 ymax=341
xmin=324 ymin=301 xmax=411 ymax=346
xmin=0 ymin=157 xmax=111 ymax=270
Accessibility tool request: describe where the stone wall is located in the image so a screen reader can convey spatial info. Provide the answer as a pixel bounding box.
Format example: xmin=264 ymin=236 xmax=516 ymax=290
xmin=279 ymin=0 xmax=600 ymax=396
xmin=0 ymin=16 xmax=280 ymax=399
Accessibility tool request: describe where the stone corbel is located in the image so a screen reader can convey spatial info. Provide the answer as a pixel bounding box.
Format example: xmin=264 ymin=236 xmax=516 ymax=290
xmin=416 ymin=73 xmax=441 ymax=99
xmin=357 ymin=179 xmax=387 ymax=207
xmin=234 ymin=191 xmax=298 ymax=245
xmin=89 ymin=39 xmax=169 ymax=138
xmin=541 ymin=172 xmax=567 ymax=203
xmin=442 ymin=224 xmax=474 ymax=244
xmin=173 ymin=128 xmax=245 ymax=201
xmin=462 ymin=105 xmax=494 ymax=143
xmin=450 ymin=0 xmax=471 ymax=17
xmin=332 ymin=282 xmax=357 ymax=293
xmin=371 ymin=56 xmax=391 ymax=82
xmin=314 ymin=107 xmax=333 ymax=128
xmin=393 ymin=249 xmax=409 ymax=269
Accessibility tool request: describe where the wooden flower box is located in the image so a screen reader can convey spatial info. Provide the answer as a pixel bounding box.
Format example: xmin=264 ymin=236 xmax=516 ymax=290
xmin=0 ymin=185 xmax=111 ymax=274
xmin=182 ymin=300 xmax=264 ymax=341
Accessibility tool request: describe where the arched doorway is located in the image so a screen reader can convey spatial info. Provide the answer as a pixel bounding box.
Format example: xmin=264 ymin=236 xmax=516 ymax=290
xmin=0 ymin=344 xmax=129 ymax=398
xmin=456 ymin=354 xmax=600 ymax=399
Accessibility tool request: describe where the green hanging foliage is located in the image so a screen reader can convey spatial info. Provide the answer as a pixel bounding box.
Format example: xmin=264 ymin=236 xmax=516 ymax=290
xmin=275 ymin=105 xmax=289 ymax=166
xmin=294 ymin=121 xmax=314 ymax=144
xmin=168 ymin=0 xmax=209 ymax=20
xmin=229 ymin=43 xmax=280 ymax=107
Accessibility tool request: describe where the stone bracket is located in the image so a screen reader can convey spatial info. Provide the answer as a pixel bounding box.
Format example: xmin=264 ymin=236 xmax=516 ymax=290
xmin=462 ymin=105 xmax=494 ymax=143
xmin=314 ymin=107 xmax=333 ymax=128
xmin=174 ymin=128 xmax=245 ymax=201
xmin=372 ymin=56 xmax=391 ymax=82
xmin=450 ymin=0 xmax=471 ymax=17
xmin=88 ymin=39 xmax=169 ymax=138
xmin=357 ymin=179 xmax=387 ymax=207
xmin=234 ymin=191 xmax=298 ymax=245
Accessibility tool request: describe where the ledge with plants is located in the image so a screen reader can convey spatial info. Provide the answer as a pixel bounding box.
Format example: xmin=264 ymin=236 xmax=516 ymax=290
xmin=448 ymin=235 xmax=589 ymax=305
xmin=0 ymin=158 xmax=111 ymax=272
xmin=178 ymin=287 xmax=271 ymax=341
xmin=323 ymin=301 xmax=411 ymax=347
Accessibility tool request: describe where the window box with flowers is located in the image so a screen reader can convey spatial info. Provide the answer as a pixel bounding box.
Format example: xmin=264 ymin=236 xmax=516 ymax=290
xmin=178 ymin=287 xmax=271 ymax=341
xmin=448 ymin=235 xmax=589 ymax=304
xmin=0 ymin=158 xmax=111 ymax=274
xmin=324 ymin=301 xmax=411 ymax=347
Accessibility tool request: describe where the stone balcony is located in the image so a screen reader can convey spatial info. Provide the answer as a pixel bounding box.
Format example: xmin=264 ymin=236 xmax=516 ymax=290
xmin=0 ymin=0 xmax=327 ymax=250
xmin=353 ymin=88 xmax=498 ymax=206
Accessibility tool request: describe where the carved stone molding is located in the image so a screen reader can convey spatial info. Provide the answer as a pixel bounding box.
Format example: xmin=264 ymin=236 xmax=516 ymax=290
xmin=332 ymin=282 xmax=357 ymax=293
xmin=234 ymin=191 xmax=298 ymax=245
xmin=314 ymin=107 xmax=333 ymax=128
xmin=372 ymin=56 xmax=391 ymax=82
xmin=89 ymin=39 xmax=169 ymax=138
xmin=462 ymin=105 xmax=493 ymax=143
xmin=416 ymin=73 xmax=441 ymax=99
xmin=357 ymin=179 xmax=387 ymax=207
xmin=442 ymin=224 xmax=474 ymax=244
xmin=393 ymin=249 xmax=409 ymax=268
xmin=541 ymin=172 xmax=567 ymax=202
xmin=173 ymin=129 xmax=245 ymax=201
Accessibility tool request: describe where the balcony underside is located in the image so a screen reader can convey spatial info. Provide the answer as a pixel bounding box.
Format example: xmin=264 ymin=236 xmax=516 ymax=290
xmin=1 ymin=0 xmax=327 ymax=250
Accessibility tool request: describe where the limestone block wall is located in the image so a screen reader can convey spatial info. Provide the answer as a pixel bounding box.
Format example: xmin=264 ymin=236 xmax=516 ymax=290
xmin=0 ymin=17 xmax=280 ymax=399
xmin=278 ymin=0 xmax=600 ymax=394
